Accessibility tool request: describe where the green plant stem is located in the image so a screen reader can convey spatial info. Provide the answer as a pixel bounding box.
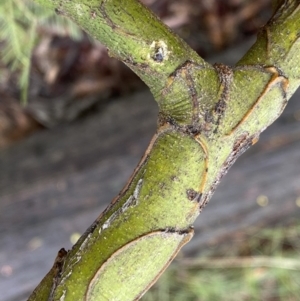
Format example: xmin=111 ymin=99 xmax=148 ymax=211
xmin=33 ymin=0 xmax=209 ymax=100
xmin=28 ymin=0 xmax=300 ymax=300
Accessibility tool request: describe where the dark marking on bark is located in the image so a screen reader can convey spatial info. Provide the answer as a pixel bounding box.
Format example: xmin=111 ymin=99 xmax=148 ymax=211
xmin=159 ymin=182 xmax=166 ymax=189
xmin=185 ymin=124 xmax=202 ymax=136
xmin=158 ymin=112 xmax=203 ymax=138
xmin=214 ymin=99 xmax=227 ymax=115
xmin=214 ymin=63 xmax=233 ymax=99
xmin=196 ymin=193 xmax=203 ymax=203
xmin=200 ymin=110 xmax=214 ymax=133
xmin=158 ymin=112 xmax=179 ymax=128
xmin=99 ymin=2 xmax=116 ymax=29
xmin=167 ymin=60 xmax=192 ymax=78
xmin=154 ymin=52 xmax=164 ymax=62
xmin=204 ymin=110 xmax=214 ymax=123
xmin=164 ymin=226 xmax=194 ymax=235
xmin=199 ymin=190 xmax=214 ymax=212
xmin=99 ymin=2 xmax=136 ymax=38
xmin=170 ymin=175 xmax=179 ymax=182
xmin=90 ymin=11 xmax=97 ymax=19
xmin=186 ymin=189 xmax=202 ymax=203
xmin=54 ymin=8 xmax=65 ymax=16
xmin=199 ymin=195 xmax=210 ymax=212
xmin=123 ymin=57 xmax=149 ymax=73
xmin=186 ymin=189 xmax=197 ymax=200
xmin=157 ymin=112 xmax=168 ymax=127
xmin=48 ymin=248 xmax=68 ymax=301
xmin=53 ymin=248 xmax=68 ymax=279
xmin=149 ymin=41 xmax=169 ymax=63
xmin=213 ymin=63 xmax=233 ymax=132
xmin=152 ymin=48 xmax=164 ymax=62
xmin=89 ymin=222 xmax=98 ymax=234
xmin=158 ymin=112 xmax=205 ymax=143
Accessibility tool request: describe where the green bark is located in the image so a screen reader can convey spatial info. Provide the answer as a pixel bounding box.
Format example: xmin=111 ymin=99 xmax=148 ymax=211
xmin=28 ymin=0 xmax=300 ymax=300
